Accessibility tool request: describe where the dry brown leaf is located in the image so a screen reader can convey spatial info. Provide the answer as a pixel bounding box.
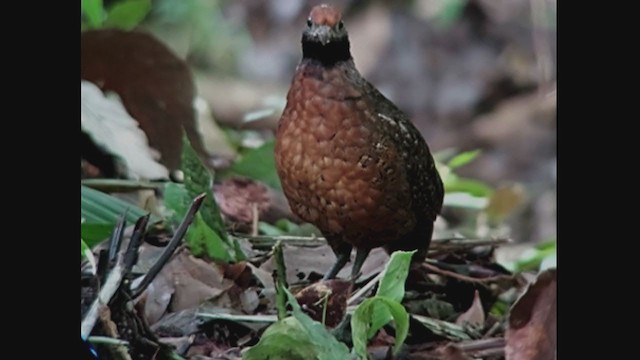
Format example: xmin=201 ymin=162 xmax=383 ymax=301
xmin=295 ymin=279 xmax=352 ymax=327
xmin=456 ymin=290 xmax=485 ymax=328
xmin=142 ymin=250 xmax=235 ymax=318
xmin=505 ymin=269 xmax=556 ymax=360
xmin=214 ymin=178 xmax=272 ymax=226
xmin=81 ymin=80 xmax=169 ymax=179
xmin=144 ymin=267 xmax=175 ymax=325
xmin=81 ymin=29 xmax=205 ymax=170
xmin=259 ymin=245 xmax=389 ymax=283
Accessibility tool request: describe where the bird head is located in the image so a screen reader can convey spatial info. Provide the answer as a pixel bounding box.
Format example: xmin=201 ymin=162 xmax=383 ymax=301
xmin=303 ymin=4 xmax=348 ymax=46
xmin=301 ymin=5 xmax=352 ymax=65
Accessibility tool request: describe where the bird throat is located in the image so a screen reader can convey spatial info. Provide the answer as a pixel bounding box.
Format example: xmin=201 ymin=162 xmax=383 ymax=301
xmin=302 ymin=39 xmax=352 ymax=67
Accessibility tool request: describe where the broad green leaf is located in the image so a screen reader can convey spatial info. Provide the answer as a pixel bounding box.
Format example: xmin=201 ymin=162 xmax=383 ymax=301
xmin=104 ymin=0 xmax=151 ymax=31
xmin=81 ymin=223 xmax=116 ymax=247
xmin=187 ymin=213 xmax=233 ymax=262
xmin=244 ymin=290 xmax=350 ymax=360
xmin=82 ymin=0 xmax=105 ymax=28
xmin=81 ymin=185 xmax=148 ymax=224
xmin=81 ymin=185 xmax=151 ymax=247
xmin=376 ymin=250 xmax=415 ymax=302
xmin=448 ymin=149 xmax=481 ymax=169
xmin=350 ymin=251 xmax=413 ymax=358
xmin=243 ymin=317 xmax=320 ymax=360
xmin=351 ymin=297 xmax=410 ymax=358
xmin=181 ymin=134 xmax=229 ymax=242
xmin=164 ymin=182 xmax=234 ymax=261
xmin=228 ymin=140 xmax=282 ymax=190
xmin=163 ymin=182 xmax=190 ymax=222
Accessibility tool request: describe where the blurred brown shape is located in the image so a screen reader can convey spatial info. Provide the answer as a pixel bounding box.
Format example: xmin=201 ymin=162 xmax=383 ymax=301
xmin=81 ymin=29 xmax=206 ymax=171
xmin=505 ymin=269 xmax=557 ymax=360
xmin=214 ymin=178 xmax=272 ymax=227
xmin=295 ymin=279 xmax=352 ymax=328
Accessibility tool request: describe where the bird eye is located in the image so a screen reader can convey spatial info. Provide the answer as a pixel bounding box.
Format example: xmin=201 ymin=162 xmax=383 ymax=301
xmin=307 ymin=18 xmax=312 ymax=28
xmin=338 ymin=21 xmax=344 ymax=30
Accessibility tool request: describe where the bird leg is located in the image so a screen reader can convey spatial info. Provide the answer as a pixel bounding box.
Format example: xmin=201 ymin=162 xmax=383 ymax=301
xmin=323 ymin=249 xmax=351 ymax=280
xmin=350 ymin=248 xmax=371 ymax=281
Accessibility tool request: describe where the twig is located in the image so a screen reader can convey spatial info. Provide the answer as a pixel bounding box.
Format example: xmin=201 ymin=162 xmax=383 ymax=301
xmin=236 ymin=234 xmax=509 ymax=252
xmin=251 ymin=202 xmax=259 ymax=237
xmin=411 ymin=314 xmax=481 ymax=340
xmin=347 ymin=272 xmax=382 ymax=306
xmin=483 ymin=320 xmax=503 ymax=338
xmin=422 ymin=263 xmax=513 ymax=284
xmin=197 ymin=313 xmax=278 ymax=323
xmin=88 ymin=336 xmax=130 ymax=347
xmin=273 ymin=240 xmax=287 ymax=320
xmin=81 ymin=255 xmax=126 ymax=339
xmin=231 ymin=234 xmax=323 ymax=249
xmin=123 ymin=214 xmax=150 ymax=273
xmin=429 ymin=237 xmax=511 ymax=250
xmin=457 ymin=337 xmax=505 ymax=352
xmin=131 ymin=193 xmax=206 ymax=298
xmin=108 ymin=213 xmax=127 ymax=268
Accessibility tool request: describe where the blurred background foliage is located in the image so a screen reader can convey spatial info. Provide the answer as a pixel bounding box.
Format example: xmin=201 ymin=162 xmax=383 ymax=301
xmin=81 ymin=0 xmax=556 ymax=270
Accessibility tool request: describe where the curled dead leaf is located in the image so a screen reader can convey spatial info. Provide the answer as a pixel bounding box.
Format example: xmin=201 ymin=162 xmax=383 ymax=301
xmin=456 ymin=290 xmax=485 ymax=328
xmin=505 ymin=269 xmax=556 ymax=360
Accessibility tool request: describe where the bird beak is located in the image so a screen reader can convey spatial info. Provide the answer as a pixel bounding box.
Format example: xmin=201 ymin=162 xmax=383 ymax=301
xmin=307 ymin=25 xmax=334 ymax=46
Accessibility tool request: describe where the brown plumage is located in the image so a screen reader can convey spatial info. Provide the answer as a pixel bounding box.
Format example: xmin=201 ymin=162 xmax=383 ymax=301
xmin=275 ymin=4 xmax=444 ymax=280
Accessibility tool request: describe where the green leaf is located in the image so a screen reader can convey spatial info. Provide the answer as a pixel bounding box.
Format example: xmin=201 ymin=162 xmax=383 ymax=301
xmin=81 ymin=223 xmax=116 ymax=247
xmin=350 ymin=251 xmax=413 ymax=358
xmin=181 ymin=134 xmax=229 ymax=243
xmin=244 ymin=289 xmax=350 ymax=360
xmin=351 ymin=297 xmax=410 ymax=358
xmin=435 ymin=0 xmax=467 ymax=28
xmin=81 ymin=185 xmax=148 ymax=224
xmin=163 ymin=182 xmax=190 ymax=222
xmin=448 ymin=149 xmax=481 ymax=169
xmin=81 ymin=185 xmax=151 ymax=247
xmin=376 ymin=250 xmax=415 ymax=302
xmin=228 ymin=140 xmax=282 ymax=190
xmin=187 ymin=213 xmax=233 ymax=262
xmin=104 ymin=0 xmax=151 ymax=31
xmin=81 ymin=238 xmax=92 ymax=258
xmin=164 ymin=180 xmax=241 ymax=262
xmin=445 ymin=177 xmax=493 ymax=197
xmin=82 ymin=0 xmax=105 ymax=28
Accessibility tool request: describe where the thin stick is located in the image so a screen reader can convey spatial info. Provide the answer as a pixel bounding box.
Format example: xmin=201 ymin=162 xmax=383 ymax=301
xmin=81 ymin=255 xmax=125 ymax=339
xmin=347 ymin=272 xmax=382 ymax=306
xmin=123 ymin=214 xmax=150 ymax=273
xmin=88 ymin=336 xmax=130 ymax=346
xmin=422 ymin=263 xmax=513 ymax=284
xmin=197 ymin=313 xmax=278 ymax=323
xmin=131 ymin=193 xmax=205 ymax=298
